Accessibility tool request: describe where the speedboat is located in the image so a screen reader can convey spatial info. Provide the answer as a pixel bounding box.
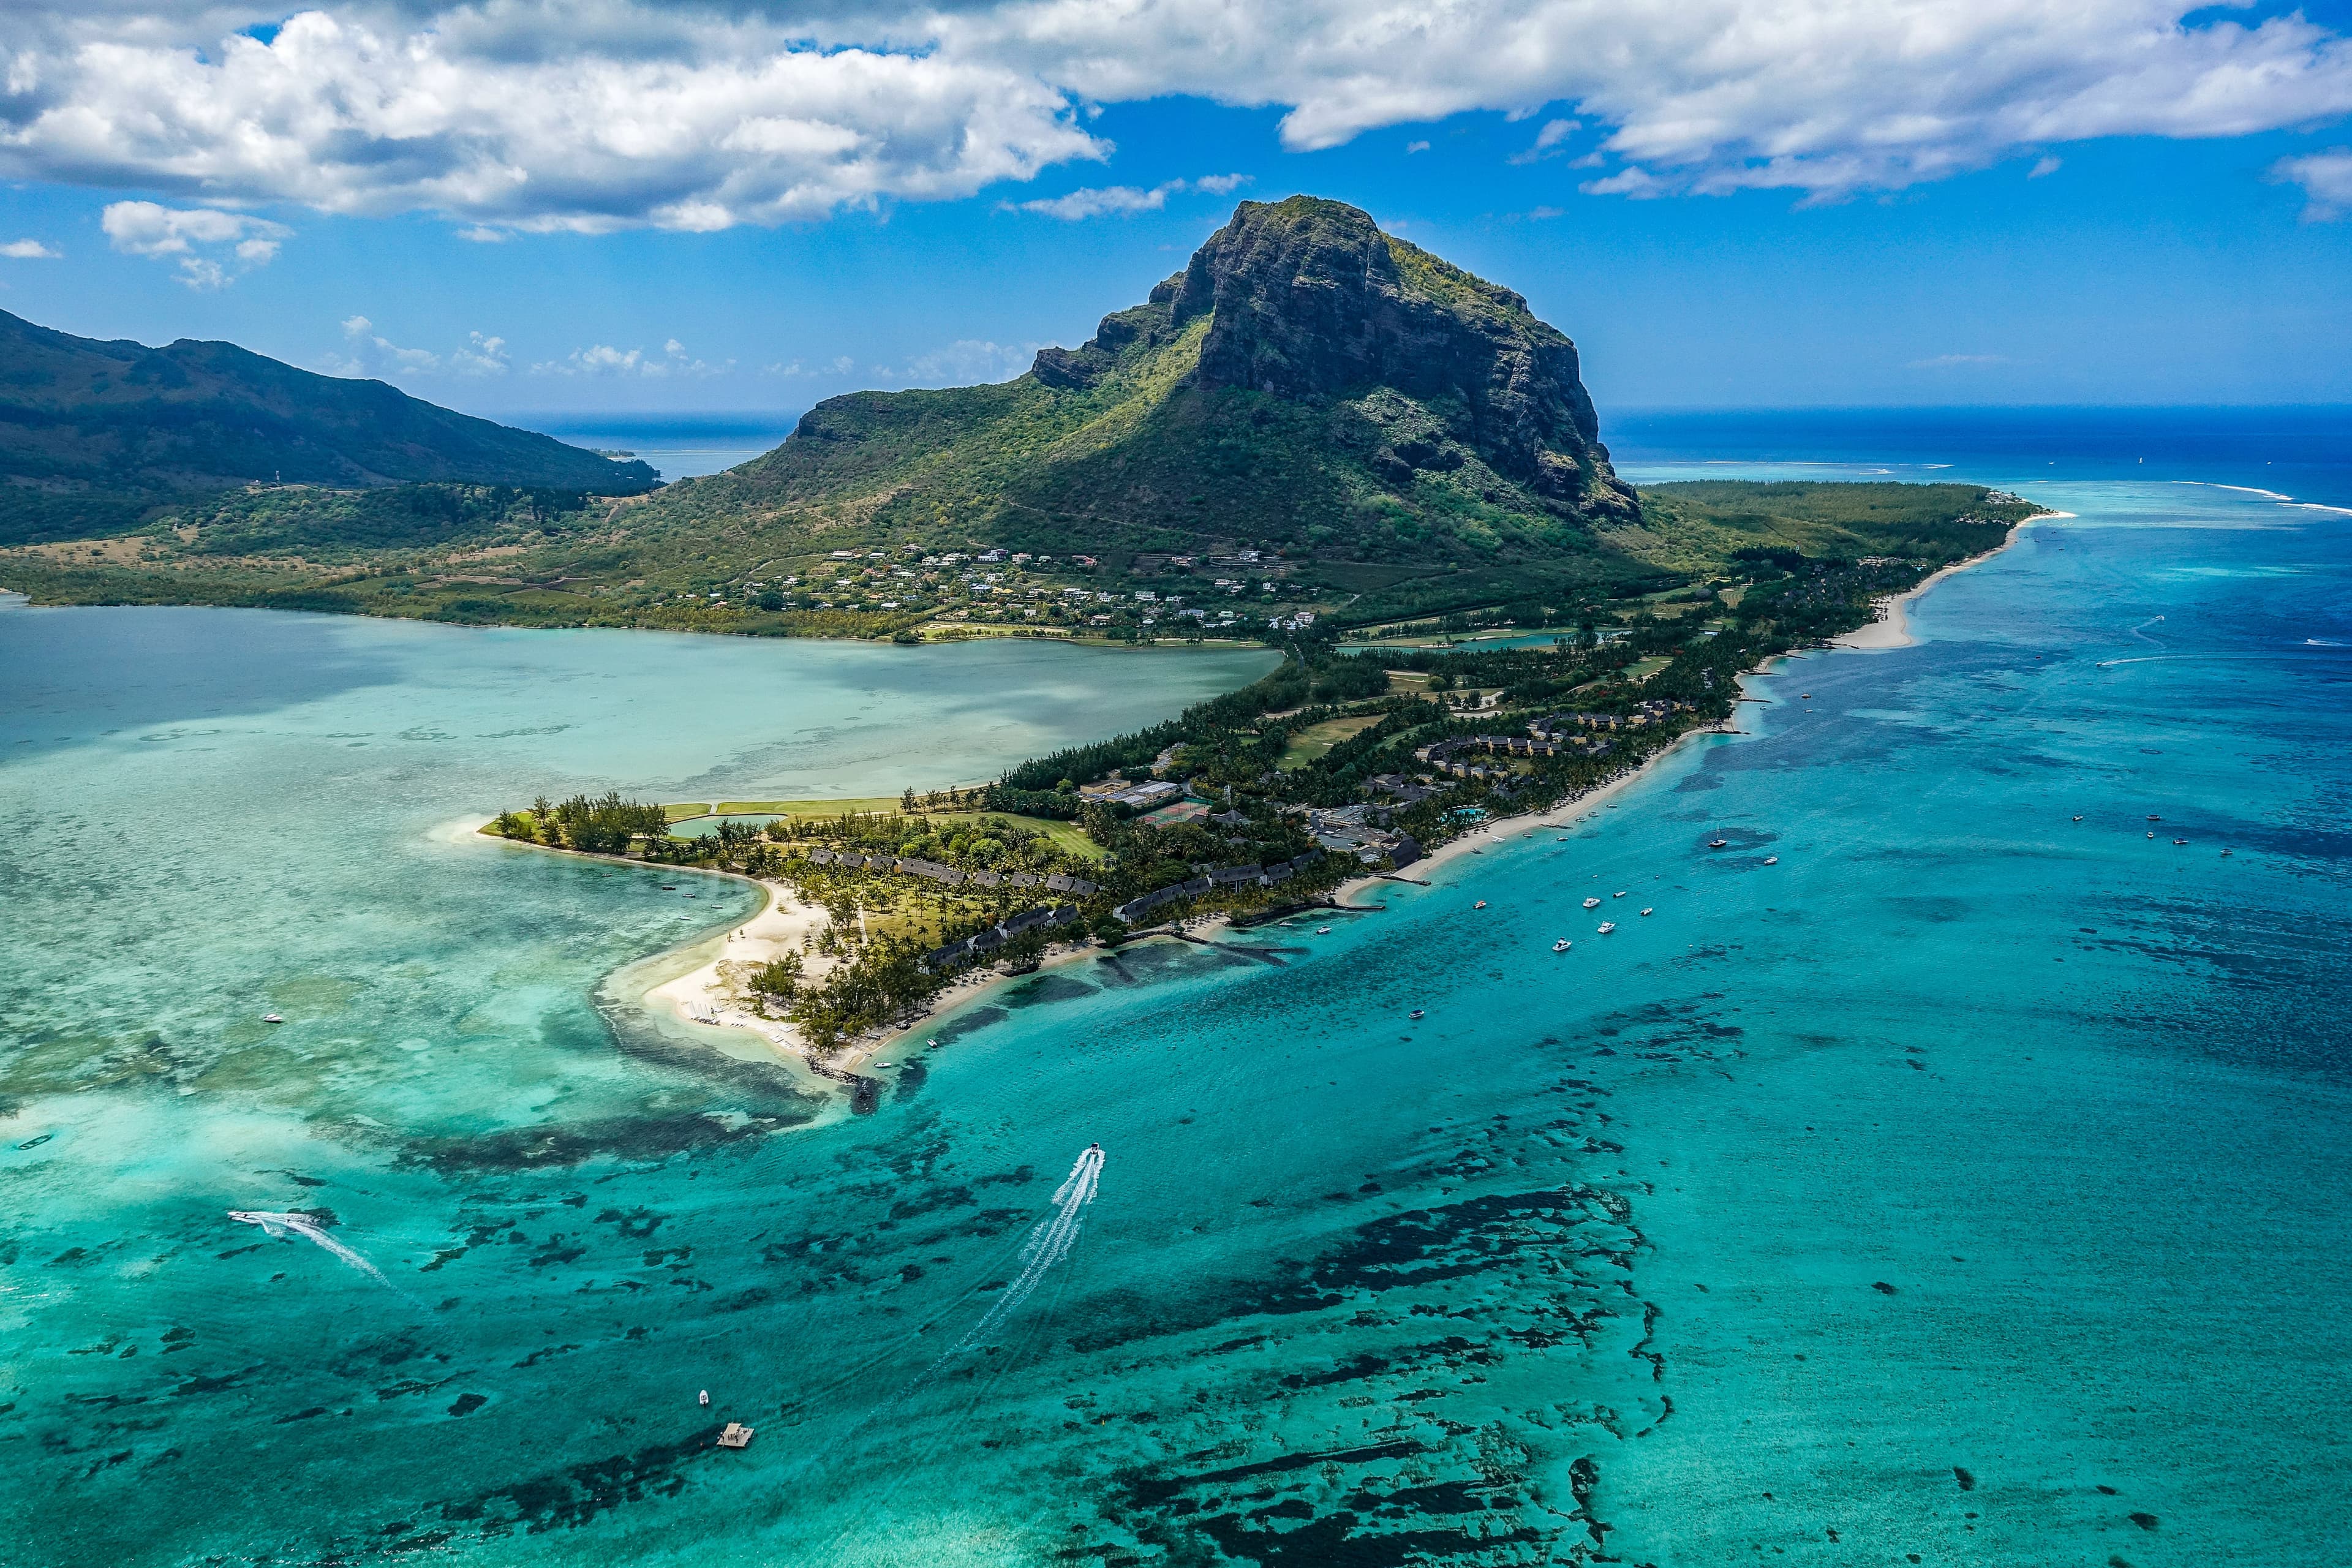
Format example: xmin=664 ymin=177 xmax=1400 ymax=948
xmin=1473 ymin=900 xmax=1487 ymax=910
xmin=1640 ymin=908 xmax=1653 ymax=916
xmin=1763 ymin=855 xmax=1779 ymax=865
xmin=262 ymin=1013 xmax=284 ymax=1024
xmin=1800 ymin=693 xmax=1811 ymax=699
xmin=1612 ymin=891 xmax=1626 ymax=899
xmin=1709 ymin=839 xmax=1728 ymax=849
xmin=2173 ymin=839 xmax=2187 ymax=845
xmin=2147 ymin=815 xmax=2162 ymax=821
xmin=1088 ymin=1142 xmax=1101 ymax=1152
xmin=2221 ymin=850 xmax=2233 ymax=857
xmin=699 ymin=1390 xmax=710 ymax=1408
xmin=1597 ymin=921 xmax=1616 ymax=934
xmin=1409 ymin=1009 xmax=1425 ymax=1020
xmin=1583 ymin=896 xmax=1601 ymax=909
xmin=1315 ymin=926 xmax=1332 ymax=935
xmin=2072 ymin=815 xmax=2083 ymax=821
xmin=1552 ymin=938 xmax=1571 ymax=952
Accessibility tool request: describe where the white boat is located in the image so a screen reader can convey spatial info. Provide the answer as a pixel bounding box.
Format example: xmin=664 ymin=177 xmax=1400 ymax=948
xmin=1315 ymin=926 xmax=1332 ymax=935
xmin=1552 ymin=938 xmax=1571 ymax=952
xmin=1640 ymin=908 xmax=1653 ymax=916
xmin=1612 ymin=891 xmax=1626 ymax=899
xmin=1597 ymin=921 xmax=1616 ymax=934
xmin=262 ymin=1013 xmax=284 ymax=1024
xmin=1709 ymin=839 xmax=1728 ymax=849
xmin=1762 ymin=856 xmax=1779 ymax=865
xmin=1583 ymin=896 xmax=1601 ymax=908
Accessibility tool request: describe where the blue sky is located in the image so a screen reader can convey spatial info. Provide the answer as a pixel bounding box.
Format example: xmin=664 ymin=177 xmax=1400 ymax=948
xmin=3 ymin=1 xmax=2351 ymax=421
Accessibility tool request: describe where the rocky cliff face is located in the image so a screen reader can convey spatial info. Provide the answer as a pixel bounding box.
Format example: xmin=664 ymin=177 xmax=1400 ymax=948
xmin=1034 ymin=195 xmax=1635 ymax=523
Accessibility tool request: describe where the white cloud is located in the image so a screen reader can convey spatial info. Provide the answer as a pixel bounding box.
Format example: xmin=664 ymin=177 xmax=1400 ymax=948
xmin=327 ymin=317 xmax=508 ymax=378
xmin=1 ymin=239 xmax=61 ymax=258
xmin=899 ymin=339 xmax=1038 ymax=385
xmin=4 ymin=1 xmax=2335 ymax=227
xmin=1017 ymin=182 xmax=1177 ymax=219
xmin=456 ymin=226 xmax=508 ymax=243
xmin=1510 ymin=117 xmax=1579 ymax=163
xmin=532 ymin=338 xmax=733 ymax=377
xmin=2029 ymin=155 xmax=2063 ymax=178
xmin=1910 ymin=353 xmax=2018 ymax=369
xmin=2270 ymin=147 xmax=2352 ymax=219
xmin=1016 ymin=173 xmax=1249 ymax=218
xmin=100 ymin=200 xmax=289 ymax=286
xmin=1405 ymin=140 xmax=1431 ymax=154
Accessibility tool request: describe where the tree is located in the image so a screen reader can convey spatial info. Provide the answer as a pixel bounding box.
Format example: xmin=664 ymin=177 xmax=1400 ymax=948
xmin=901 ymin=786 xmax=918 ymax=812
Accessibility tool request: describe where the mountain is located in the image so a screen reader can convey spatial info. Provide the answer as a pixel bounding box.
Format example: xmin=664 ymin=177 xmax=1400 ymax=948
xmin=0 ymin=309 xmax=660 ymax=543
xmin=639 ymin=196 xmax=1637 ymax=572
xmin=0 ymin=199 xmax=2037 ymax=636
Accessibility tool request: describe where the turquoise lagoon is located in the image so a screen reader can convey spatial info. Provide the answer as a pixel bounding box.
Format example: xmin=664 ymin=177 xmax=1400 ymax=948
xmin=4 ymin=469 xmax=2350 ymax=1567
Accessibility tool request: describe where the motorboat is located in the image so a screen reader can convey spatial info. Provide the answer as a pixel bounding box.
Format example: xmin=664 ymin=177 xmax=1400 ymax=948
xmin=1597 ymin=921 xmax=1616 ymax=934
xmin=1640 ymin=908 xmax=1653 ymax=917
xmin=1409 ymin=1009 xmax=1425 ymax=1020
xmin=262 ymin=1014 xmax=284 ymax=1024
xmin=1552 ymin=938 xmax=1571 ymax=952
xmin=1709 ymin=839 xmax=1728 ymax=849
xmin=1612 ymin=891 xmax=1626 ymax=899
xmin=1474 ymin=900 xmax=1487 ymax=909
xmin=2173 ymin=839 xmax=2187 ymax=845
xmin=1315 ymin=926 xmax=1332 ymax=935
xmin=1088 ymin=1142 xmax=1101 ymax=1152
xmin=699 ymin=1390 xmax=710 ymax=1407
xmin=2072 ymin=815 xmax=2083 ymax=821
xmin=1763 ymin=855 xmax=1779 ymax=865
xmin=1584 ymin=897 xmax=1602 ymax=909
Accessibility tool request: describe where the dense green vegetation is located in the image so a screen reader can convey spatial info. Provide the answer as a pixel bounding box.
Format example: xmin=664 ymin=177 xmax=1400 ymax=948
xmin=0 ymin=306 xmax=657 ymax=546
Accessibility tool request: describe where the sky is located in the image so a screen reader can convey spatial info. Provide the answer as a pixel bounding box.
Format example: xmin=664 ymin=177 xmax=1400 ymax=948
xmin=2 ymin=0 xmax=2351 ymax=423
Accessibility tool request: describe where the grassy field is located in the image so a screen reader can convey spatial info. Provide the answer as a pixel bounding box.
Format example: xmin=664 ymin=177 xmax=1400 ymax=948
xmin=1278 ymin=714 xmax=1387 ymax=769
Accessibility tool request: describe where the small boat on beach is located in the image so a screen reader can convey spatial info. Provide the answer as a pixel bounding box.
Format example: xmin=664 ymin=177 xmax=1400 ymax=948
xmin=1597 ymin=921 xmax=1616 ymax=935
xmin=262 ymin=1014 xmax=284 ymax=1024
xmin=1584 ymin=897 xmax=1601 ymax=909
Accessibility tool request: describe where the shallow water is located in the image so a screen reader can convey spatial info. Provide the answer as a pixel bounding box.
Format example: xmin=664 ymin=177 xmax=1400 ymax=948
xmin=2 ymin=476 xmax=2348 ymax=1566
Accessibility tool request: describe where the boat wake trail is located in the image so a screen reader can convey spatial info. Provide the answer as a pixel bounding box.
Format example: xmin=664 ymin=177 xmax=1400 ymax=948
xmin=227 ymin=1210 xmax=392 ymax=1287
xmin=943 ymin=1145 xmax=1104 ymax=1358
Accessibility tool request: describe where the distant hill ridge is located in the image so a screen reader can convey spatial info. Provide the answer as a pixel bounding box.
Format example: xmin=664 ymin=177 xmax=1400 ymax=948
xmin=0 ymin=309 xmax=659 ymax=543
xmin=641 ymin=195 xmax=1636 ymax=565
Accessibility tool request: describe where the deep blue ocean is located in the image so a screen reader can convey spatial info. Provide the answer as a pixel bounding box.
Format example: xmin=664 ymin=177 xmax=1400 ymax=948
xmin=1 ymin=409 xmax=2346 ymax=1566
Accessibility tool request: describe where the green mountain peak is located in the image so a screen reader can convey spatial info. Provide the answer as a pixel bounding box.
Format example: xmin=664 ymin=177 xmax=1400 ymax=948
xmin=649 ymin=195 xmax=1634 ymax=565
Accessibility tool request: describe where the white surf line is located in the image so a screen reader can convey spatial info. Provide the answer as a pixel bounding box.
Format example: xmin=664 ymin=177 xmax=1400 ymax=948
xmin=2176 ymin=481 xmax=2297 ymax=502
xmin=940 ymin=1145 xmax=1104 ymax=1359
xmin=227 ymin=1210 xmax=393 ymax=1287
